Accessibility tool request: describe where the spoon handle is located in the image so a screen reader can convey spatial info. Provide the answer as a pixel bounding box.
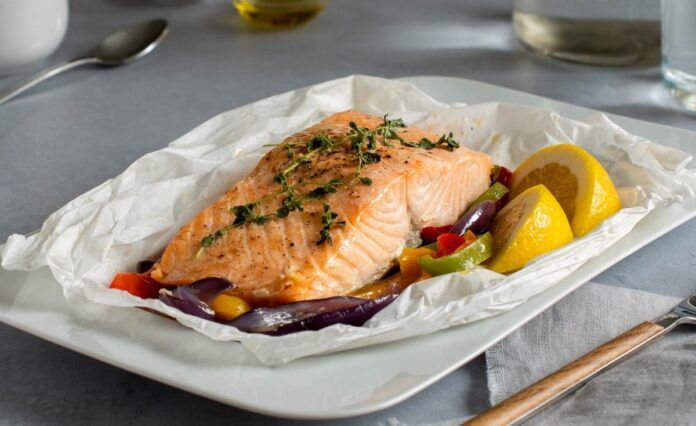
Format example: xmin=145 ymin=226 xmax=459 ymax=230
xmin=0 ymin=57 xmax=99 ymax=106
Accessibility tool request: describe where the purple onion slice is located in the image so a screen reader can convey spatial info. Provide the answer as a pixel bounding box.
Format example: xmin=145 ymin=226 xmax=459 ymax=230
xmin=159 ymin=288 xmax=215 ymax=320
xmin=226 ymin=294 xmax=398 ymax=335
xmin=158 ymin=278 xmax=399 ymax=335
xmin=450 ymin=200 xmax=496 ymax=236
xmin=158 ymin=277 xmax=233 ymax=321
xmin=273 ymin=293 xmax=398 ymax=335
xmin=225 ymin=296 xmax=367 ymax=333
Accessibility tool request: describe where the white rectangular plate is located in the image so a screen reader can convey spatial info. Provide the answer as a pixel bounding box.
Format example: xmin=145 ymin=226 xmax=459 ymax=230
xmin=1 ymin=76 xmax=695 ymax=420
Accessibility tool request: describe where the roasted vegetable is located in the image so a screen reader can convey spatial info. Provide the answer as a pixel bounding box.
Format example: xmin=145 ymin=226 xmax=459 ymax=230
xmin=471 ymin=182 xmax=509 ymax=206
xmin=350 ymin=273 xmax=405 ymax=299
xmin=418 ymin=232 xmax=494 ymax=276
xmin=436 ymin=233 xmax=466 ymax=257
xmin=225 ymin=295 xmax=397 ymax=335
xmin=109 ymin=273 xmax=162 ymax=299
xmin=450 ymin=200 xmax=496 ymax=236
xmin=210 ymin=293 xmax=252 ymax=321
xmin=456 ymin=230 xmax=477 ymax=251
xmin=399 ymin=246 xmax=436 ymax=280
xmin=158 ymin=278 xmax=233 ymax=320
xmin=419 ymin=225 xmax=453 ymax=243
xmin=492 ymin=165 xmax=513 ymax=187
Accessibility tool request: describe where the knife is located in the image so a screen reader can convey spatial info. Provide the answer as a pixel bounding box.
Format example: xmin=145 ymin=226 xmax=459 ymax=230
xmin=465 ymin=291 xmax=696 ymax=426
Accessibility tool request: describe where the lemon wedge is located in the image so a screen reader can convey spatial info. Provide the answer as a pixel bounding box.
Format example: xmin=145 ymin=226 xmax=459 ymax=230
xmin=487 ymin=184 xmax=573 ymax=274
xmin=510 ymin=144 xmax=621 ymax=237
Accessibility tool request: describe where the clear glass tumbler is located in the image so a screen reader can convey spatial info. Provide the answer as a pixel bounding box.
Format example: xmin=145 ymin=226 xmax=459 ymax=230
xmin=662 ymin=0 xmax=696 ymax=111
xmin=513 ymin=0 xmax=661 ymax=66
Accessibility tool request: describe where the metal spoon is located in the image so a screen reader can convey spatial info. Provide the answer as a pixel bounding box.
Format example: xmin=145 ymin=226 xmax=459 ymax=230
xmin=0 ymin=19 xmax=168 ymax=106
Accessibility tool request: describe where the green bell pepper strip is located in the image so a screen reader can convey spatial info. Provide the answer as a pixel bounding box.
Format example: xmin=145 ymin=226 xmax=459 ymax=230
xmin=470 ymin=182 xmax=509 ymax=206
xmin=418 ymin=232 xmax=493 ymax=276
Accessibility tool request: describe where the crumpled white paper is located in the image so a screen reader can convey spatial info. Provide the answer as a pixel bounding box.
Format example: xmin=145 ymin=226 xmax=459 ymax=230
xmin=2 ymin=75 xmax=696 ymax=365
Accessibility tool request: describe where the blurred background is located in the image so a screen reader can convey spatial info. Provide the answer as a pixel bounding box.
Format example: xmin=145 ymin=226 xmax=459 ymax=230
xmin=0 ymin=1 xmax=694 ymax=424
xmin=3 ymin=0 xmax=694 ymax=244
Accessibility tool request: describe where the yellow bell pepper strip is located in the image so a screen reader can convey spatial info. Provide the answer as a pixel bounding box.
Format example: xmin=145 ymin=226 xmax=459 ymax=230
xmin=399 ymin=246 xmax=437 ymax=281
xmin=351 ymin=247 xmax=437 ymax=299
xmin=418 ymin=232 xmax=494 ymax=276
xmin=209 ymin=293 xmax=252 ymax=321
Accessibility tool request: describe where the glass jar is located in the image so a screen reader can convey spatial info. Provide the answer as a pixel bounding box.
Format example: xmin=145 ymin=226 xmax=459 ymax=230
xmin=232 ymin=0 xmax=328 ymax=30
xmin=513 ymin=0 xmax=661 ymax=66
xmin=662 ymin=0 xmax=696 ymax=111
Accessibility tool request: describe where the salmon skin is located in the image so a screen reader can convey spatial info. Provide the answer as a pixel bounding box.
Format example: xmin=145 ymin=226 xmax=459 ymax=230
xmin=150 ymin=111 xmax=492 ymax=306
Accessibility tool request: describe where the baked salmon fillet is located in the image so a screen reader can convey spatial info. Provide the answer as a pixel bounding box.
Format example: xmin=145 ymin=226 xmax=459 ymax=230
xmin=150 ymin=111 xmax=492 ymax=306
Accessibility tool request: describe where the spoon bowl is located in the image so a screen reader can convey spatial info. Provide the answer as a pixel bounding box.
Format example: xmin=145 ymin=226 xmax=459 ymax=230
xmin=0 ymin=19 xmax=169 ymax=105
xmin=92 ymin=19 xmax=169 ymax=66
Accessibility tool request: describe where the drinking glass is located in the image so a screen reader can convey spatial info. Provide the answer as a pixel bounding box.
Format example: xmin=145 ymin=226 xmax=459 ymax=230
xmin=513 ymin=0 xmax=660 ymax=66
xmin=662 ymin=0 xmax=696 ymax=111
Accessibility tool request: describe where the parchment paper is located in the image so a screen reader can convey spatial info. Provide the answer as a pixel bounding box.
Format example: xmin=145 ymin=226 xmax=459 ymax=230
xmin=2 ymin=75 xmax=695 ymax=365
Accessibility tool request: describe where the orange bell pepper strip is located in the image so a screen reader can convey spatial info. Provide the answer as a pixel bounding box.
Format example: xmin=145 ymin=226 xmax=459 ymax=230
xmin=399 ymin=246 xmax=437 ymax=282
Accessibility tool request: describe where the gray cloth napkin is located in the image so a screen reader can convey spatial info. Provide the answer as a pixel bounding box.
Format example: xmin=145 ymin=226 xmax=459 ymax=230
xmin=485 ymin=281 xmax=696 ymax=425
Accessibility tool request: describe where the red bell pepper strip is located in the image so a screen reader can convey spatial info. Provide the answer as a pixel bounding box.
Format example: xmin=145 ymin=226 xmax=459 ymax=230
xmin=420 ymin=224 xmax=453 ymax=243
xmin=493 ymin=165 xmax=513 ymax=187
xmin=436 ymin=232 xmax=466 ymax=258
xmin=109 ymin=273 xmax=162 ymax=299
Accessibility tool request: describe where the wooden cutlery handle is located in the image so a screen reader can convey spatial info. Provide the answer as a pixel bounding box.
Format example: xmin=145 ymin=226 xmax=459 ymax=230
xmin=465 ymin=321 xmax=666 ymax=426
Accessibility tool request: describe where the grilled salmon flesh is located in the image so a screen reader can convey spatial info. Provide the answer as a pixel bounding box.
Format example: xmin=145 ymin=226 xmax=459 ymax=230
xmin=150 ymin=111 xmax=492 ymax=306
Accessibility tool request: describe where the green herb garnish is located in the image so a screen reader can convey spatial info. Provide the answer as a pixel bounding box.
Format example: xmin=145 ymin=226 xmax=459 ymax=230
xmin=197 ymin=116 xmax=461 ymax=255
xmin=316 ymin=203 xmax=345 ymax=245
xmin=308 ymin=178 xmax=344 ymax=198
xmin=232 ymin=203 xmax=264 ymax=225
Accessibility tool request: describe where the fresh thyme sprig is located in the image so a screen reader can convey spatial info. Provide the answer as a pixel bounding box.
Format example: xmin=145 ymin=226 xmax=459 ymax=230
xmin=196 ymin=116 xmax=461 ymax=255
xmin=307 ymin=178 xmax=344 ymax=198
xmin=316 ymin=203 xmax=345 ymax=245
xmin=348 ymin=121 xmax=382 ymax=180
xmin=374 ymin=115 xmax=406 ymax=146
xmin=434 ymin=132 xmax=460 ymax=151
xmin=402 ymin=132 xmax=460 ymax=151
xmin=274 ymin=173 xmax=304 ymax=218
xmin=231 ymin=202 xmax=266 ymax=225
xmin=196 ymin=225 xmax=234 ymax=257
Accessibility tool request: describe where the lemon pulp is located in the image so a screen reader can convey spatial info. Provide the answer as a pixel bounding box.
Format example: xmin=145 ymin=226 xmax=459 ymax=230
xmin=487 ymin=184 xmax=573 ymax=274
xmin=510 ymin=144 xmax=620 ymax=237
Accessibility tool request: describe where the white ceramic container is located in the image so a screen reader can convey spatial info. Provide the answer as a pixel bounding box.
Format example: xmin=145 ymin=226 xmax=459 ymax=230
xmin=0 ymin=0 xmax=69 ymax=75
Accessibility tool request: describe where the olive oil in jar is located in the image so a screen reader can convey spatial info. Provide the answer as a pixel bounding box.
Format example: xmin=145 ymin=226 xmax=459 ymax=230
xmin=232 ymin=0 xmax=327 ymax=30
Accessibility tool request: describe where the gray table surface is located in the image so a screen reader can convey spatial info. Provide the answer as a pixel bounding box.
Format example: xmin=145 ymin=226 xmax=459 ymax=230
xmin=1 ymin=0 xmax=694 ymax=424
